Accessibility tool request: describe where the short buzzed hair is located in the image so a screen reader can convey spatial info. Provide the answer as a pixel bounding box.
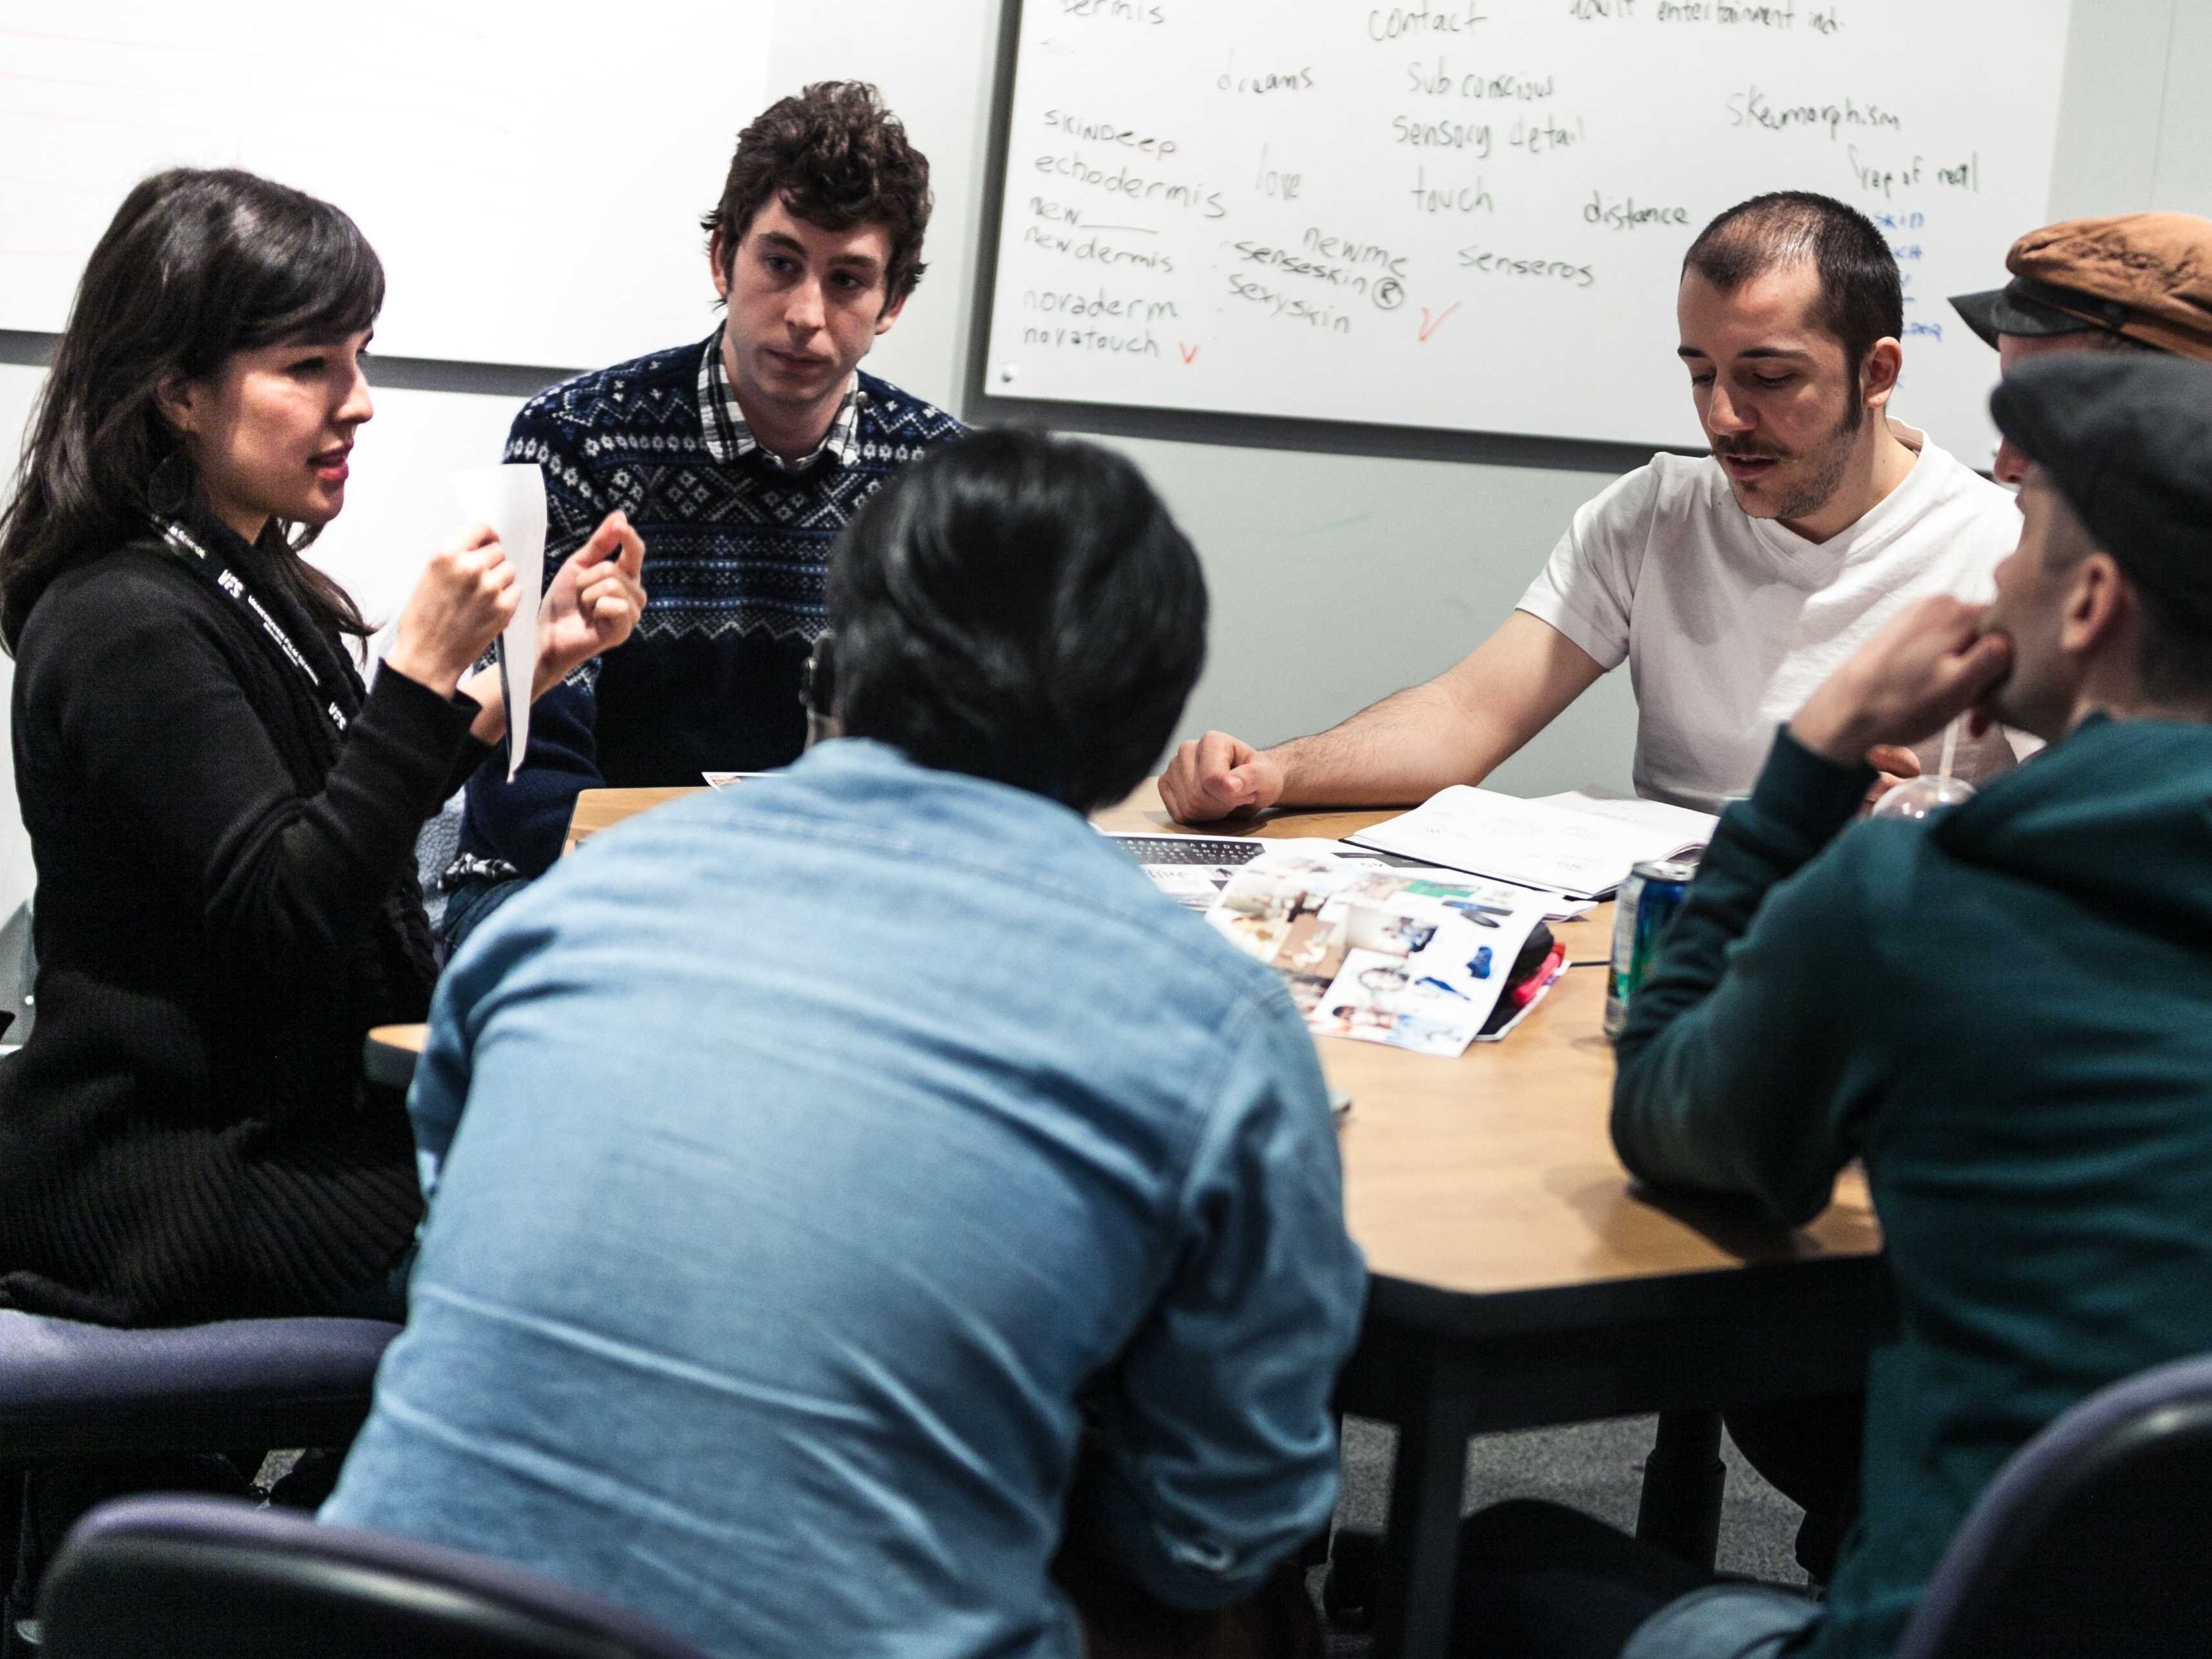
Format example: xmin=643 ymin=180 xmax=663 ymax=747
xmin=1684 ymin=192 xmax=1903 ymax=417
xmin=2029 ymin=467 xmax=2212 ymax=706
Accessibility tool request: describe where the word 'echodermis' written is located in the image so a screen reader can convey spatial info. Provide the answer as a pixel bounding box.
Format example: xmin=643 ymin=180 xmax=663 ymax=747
xmin=1031 ymin=149 xmax=1226 ymax=219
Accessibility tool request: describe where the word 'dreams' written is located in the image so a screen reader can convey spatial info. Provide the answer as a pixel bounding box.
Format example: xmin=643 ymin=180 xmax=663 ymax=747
xmin=1218 ymin=55 xmax=1316 ymax=94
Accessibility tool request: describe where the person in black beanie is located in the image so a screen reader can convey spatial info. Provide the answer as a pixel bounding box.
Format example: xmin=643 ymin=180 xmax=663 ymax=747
xmin=1727 ymin=209 xmax=2212 ymax=1587
xmin=1445 ymin=351 xmax=2212 ymax=1659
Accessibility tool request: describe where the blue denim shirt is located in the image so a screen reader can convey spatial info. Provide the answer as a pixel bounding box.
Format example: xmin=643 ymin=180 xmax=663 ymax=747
xmin=325 ymin=739 xmax=1366 ymax=1659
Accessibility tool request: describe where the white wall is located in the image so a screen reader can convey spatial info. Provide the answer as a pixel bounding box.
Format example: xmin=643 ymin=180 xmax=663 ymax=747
xmin=0 ymin=0 xmax=2204 ymax=923
xmin=0 ymin=365 xmax=41 ymax=913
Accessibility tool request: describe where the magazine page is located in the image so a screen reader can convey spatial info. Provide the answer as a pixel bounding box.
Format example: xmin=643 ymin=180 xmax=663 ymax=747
xmin=1199 ymin=855 xmax=1550 ymax=1059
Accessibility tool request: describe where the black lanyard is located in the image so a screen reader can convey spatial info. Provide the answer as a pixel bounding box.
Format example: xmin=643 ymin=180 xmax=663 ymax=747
xmin=156 ymin=518 xmax=350 ymax=737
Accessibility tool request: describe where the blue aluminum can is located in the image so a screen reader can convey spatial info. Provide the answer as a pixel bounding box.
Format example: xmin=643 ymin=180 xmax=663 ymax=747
xmin=1603 ymin=859 xmax=1696 ymax=1041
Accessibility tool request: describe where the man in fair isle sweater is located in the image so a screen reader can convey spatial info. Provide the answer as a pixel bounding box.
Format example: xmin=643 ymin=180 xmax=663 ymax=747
xmin=441 ymin=81 xmax=966 ymax=948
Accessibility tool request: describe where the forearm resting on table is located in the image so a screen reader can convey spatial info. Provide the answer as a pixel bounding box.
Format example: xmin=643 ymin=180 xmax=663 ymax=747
xmin=1609 ymin=731 xmax=1870 ymax=1223
xmin=1266 ymin=681 xmax=1497 ymax=808
xmin=1272 ymin=612 xmax=1602 ymax=808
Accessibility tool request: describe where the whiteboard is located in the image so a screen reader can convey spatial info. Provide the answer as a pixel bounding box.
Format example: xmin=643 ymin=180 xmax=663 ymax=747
xmin=978 ymin=0 xmax=2072 ymax=461
xmin=0 ymin=0 xmax=768 ymax=367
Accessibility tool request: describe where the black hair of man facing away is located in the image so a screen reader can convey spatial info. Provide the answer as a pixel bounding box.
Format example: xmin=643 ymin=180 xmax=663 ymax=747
xmin=1161 ymin=189 xmax=2025 ymax=827
xmin=323 ymin=427 xmax=1368 ymax=1659
xmin=827 ymin=429 xmax=1206 ymax=811
xmin=1443 ymin=352 xmax=2212 ymax=1659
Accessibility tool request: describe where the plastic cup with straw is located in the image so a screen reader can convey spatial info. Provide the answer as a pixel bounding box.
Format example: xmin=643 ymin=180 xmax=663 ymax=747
xmin=1871 ymin=715 xmax=1978 ymax=820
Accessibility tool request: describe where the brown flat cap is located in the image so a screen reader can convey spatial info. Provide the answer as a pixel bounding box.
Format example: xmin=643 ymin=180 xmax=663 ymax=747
xmin=1949 ymin=212 xmax=2212 ymax=361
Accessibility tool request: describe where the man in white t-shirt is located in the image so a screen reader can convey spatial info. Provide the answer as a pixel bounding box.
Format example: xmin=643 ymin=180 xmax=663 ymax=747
xmin=1159 ymin=190 xmax=2022 ymax=822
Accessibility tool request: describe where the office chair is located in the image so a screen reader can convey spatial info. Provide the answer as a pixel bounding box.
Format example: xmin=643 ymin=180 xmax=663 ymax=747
xmin=39 ymin=1494 xmax=711 ymax=1659
xmin=1895 ymin=1351 xmax=2212 ymax=1659
xmin=0 ymin=1312 xmax=400 ymax=1468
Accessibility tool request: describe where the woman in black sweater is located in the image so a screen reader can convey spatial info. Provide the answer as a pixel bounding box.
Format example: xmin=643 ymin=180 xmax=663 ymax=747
xmin=0 ymin=168 xmax=645 ymax=1327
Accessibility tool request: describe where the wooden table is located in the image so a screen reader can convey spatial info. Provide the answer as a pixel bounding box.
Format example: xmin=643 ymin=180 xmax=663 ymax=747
xmin=381 ymin=781 xmax=1884 ymax=1658
xmin=564 ymin=786 xmax=698 ymax=856
xmin=1091 ymin=789 xmax=1881 ymax=1656
xmin=363 ymin=1024 xmax=427 ymax=1090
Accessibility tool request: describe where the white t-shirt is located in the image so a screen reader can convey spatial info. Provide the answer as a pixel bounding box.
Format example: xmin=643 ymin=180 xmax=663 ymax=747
xmin=1515 ymin=431 xmax=2022 ymax=813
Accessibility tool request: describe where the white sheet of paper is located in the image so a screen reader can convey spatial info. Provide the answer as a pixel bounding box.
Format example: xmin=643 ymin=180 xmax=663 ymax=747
xmin=451 ymin=464 xmax=547 ymax=780
xmin=1348 ymin=787 xmax=1716 ymax=900
xmin=1530 ymin=790 xmax=1718 ymax=856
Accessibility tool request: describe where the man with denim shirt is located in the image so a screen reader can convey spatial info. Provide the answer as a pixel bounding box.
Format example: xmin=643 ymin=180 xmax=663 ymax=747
xmin=326 ymin=431 xmax=1366 ymax=1659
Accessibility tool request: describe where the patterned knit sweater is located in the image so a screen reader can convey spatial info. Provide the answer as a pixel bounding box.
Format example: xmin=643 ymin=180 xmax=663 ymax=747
xmin=458 ymin=334 xmax=968 ymax=875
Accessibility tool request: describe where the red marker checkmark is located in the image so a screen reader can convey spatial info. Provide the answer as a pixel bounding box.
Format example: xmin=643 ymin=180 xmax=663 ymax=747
xmin=1417 ymin=302 xmax=1461 ymax=343
xmin=1179 ymin=342 xmax=1200 ymax=364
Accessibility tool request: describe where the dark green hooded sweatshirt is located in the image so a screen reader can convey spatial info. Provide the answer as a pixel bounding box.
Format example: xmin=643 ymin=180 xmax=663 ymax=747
xmin=1614 ymin=714 xmax=2212 ymax=1659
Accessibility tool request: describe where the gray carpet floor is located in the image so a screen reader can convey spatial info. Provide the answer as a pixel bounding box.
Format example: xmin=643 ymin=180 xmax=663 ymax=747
xmin=1312 ymin=1414 xmax=1811 ymax=1650
xmin=1335 ymin=1413 xmax=1808 ymax=1584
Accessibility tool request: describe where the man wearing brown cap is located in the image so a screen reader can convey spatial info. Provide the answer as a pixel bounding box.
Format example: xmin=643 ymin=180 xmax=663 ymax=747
xmin=1442 ymin=350 xmax=2212 ymax=1659
xmin=1950 ymin=212 xmax=2212 ymax=482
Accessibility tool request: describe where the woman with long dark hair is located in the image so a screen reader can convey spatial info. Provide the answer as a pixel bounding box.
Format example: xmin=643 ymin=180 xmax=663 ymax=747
xmin=0 ymin=167 xmax=645 ymax=1327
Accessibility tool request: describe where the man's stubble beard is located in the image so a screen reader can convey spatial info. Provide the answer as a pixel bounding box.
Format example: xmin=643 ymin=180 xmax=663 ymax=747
xmin=1716 ymin=391 xmax=1865 ymax=524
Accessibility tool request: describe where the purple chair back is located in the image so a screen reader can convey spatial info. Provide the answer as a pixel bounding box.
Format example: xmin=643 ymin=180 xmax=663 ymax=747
xmin=1894 ymin=1352 xmax=2212 ymax=1659
xmin=0 ymin=1312 xmax=400 ymax=1461
xmin=39 ymin=1494 xmax=713 ymax=1659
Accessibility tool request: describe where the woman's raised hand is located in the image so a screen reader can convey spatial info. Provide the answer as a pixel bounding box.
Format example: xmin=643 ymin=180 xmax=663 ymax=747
xmin=385 ymin=524 xmax=519 ymax=696
xmin=535 ymin=511 xmax=647 ymax=690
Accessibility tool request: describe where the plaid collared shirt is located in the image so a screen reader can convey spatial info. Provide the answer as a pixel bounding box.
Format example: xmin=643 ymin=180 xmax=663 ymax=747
xmin=696 ymin=327 xmax=862 ymax=471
